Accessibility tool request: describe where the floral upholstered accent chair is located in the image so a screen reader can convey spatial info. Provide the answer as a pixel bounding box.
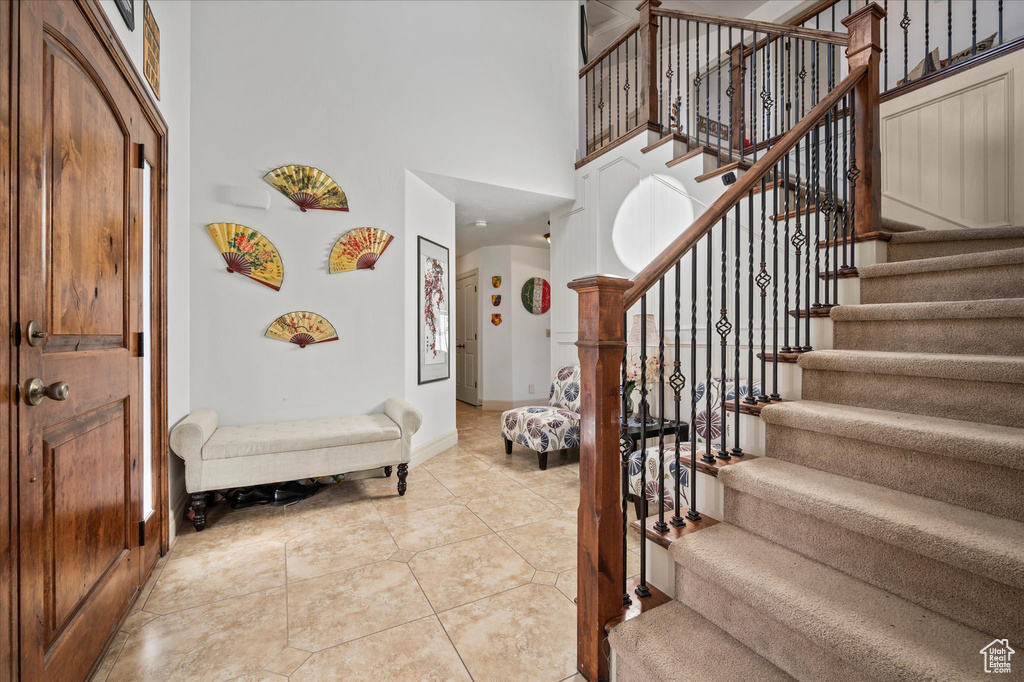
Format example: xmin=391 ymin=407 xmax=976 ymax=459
xmin=627 ymin=377 xmax=761 ymax=518
xmin=501 ymin=364 xmax=581 ymax=470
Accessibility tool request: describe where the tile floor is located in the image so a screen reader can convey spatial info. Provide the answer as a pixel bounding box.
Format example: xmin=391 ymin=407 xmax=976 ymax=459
xmin=94 ymin=403 xmax=640 ymax=682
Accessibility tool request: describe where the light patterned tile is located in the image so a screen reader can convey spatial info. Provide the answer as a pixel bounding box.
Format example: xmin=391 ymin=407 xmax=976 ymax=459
xmin=283 ymin=483 xmax=380 ymax=533
xmin=291 ymin=616 xmax=471 ymax=682
xmin=91 ymin=630 xmax=128 ymax=682
xmin=409 ymin=535 xmax=533 ymax=612
xmin=499 ymin=517 xmax=577 ymax=573
xmin=263 ymin=647 xmax=311 ymax=676
xmin=532 ymin=479 xmax=580 ymax=512
xmin=467 ymin=489 xmax=561 ymax=532
xmin=367 ymin=476 xmax=455 ymax=517
xmin=382 ymin=504 xmax=492 ymax=552
xmin=421 ymin=453 xmax=492 ymax=478
xmin=171 ymin=505 xmax=286 ymax=559
xmin=287 ymin=561 xmax=432 ymax=652
xmin=145 ymin=539 xmax=286 ymax=614
xmin=433 ymin=469 xmax=525 ymax=499
xmin=555 ymin=569 xmax=576 ymax=603
xmin=496 ymin=462 xmax=579 ymax=489
xmin=438 ymin=583 xmax=576 ymax=682
xmin=286 ymin=520 xmax=396 ymax=582
xmin=107 ymin=588 xmax=288 ymax=682
xmin=533 ymin=571 xmax=558 ymax=586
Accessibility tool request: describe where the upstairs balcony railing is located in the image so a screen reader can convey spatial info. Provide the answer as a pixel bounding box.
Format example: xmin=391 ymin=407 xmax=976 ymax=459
xmin=578 ymin=0 xmax=1023 ymax=168
xmin=570 ymin=4 xmax=886 ymax=681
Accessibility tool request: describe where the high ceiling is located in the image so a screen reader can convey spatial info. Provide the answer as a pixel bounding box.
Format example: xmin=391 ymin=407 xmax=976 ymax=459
xmin=414 ymin=172 xmax=572 ymax=257
xmin=586 ymin=0 xmax=788 ymax=54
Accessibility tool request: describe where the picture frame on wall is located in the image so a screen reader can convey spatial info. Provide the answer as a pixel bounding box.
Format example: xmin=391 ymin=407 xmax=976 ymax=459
xmin=114 ymin=0 xmax=134 ymax=30
xmin=418 ymin=236 xmax=450 ymax=385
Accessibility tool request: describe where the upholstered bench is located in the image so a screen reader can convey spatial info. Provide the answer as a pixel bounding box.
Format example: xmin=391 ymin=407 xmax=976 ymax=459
xmin=170 ymin=397 xmax=422 ymax=530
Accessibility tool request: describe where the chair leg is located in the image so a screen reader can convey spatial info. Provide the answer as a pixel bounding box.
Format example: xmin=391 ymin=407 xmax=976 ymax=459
xmin=190 ymin=492 xmax=208 ymax=532
xmin=384 ymin=465 xmax=393 ymax=477
xmin=537 ymin=451 xmax=548 ymax=471
xmin=504 ymin=438 xmax=512 ymax=454
xmin=397 ymin=463 xmax=409 ymax=496
xmin=632 ymin=495 xmax=644 ymax=522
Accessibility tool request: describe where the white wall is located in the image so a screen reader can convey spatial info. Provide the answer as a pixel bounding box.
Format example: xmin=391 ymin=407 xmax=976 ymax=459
xmin=98 ymin=0 xmax=191 ymax=524
xmin=188 ymin=1 xmax=577 ymax=451
xmin=456 ymin=245 xmax=552 ymax=406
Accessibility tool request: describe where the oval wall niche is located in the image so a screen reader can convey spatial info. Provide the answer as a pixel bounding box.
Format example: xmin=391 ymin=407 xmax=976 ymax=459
xmin=612 ymin=174 xmax=695 ymax=275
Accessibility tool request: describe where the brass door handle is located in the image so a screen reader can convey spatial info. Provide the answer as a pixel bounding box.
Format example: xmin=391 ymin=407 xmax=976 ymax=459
xmin=24 ymin=378 xmax=70 ymax=406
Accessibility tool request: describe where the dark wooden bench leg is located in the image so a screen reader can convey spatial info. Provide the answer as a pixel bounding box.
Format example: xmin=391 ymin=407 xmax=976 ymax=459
xmin=384 ymin=465 xmax=393 ymax=477
xmin=537 ymin=451 xmax=548 ymax=471
xmin=190 ymin=492 xmax=208 ymax=532
xmin=397 ymin=463 xmax=408 ymax=496
xmin=504 ymin=438 xmax=512 ymax=454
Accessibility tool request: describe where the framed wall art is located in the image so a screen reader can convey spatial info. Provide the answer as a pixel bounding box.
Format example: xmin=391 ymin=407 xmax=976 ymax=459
xmin=143 ymin=0 xmax=160 ymax=99
xmin=114 ymin=0 xmax=134 ymax=30
xmin=418 ymin=237 xmax=450 ymax=384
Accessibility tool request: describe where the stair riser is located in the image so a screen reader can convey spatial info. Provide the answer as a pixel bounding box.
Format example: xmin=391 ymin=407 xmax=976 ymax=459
xmin=833 ymin=317 xmax=1024 ymax=355
xmin=861 ymin=263 xmax=1024 ymax=303
xmin=764 ymin=423 xmax=1024 ymax=523
xmin=674 ymin=565 xmax=875 ymax=682
xmin=801 ymin=368 xmax=1024 ymax=427
xmin=724 ymin=491 xmax=1024 ymax=645
xmin=887 ymin=237 xmax=1024 ymax=263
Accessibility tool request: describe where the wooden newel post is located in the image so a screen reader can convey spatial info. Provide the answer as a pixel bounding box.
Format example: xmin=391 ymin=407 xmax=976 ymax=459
xmin=568 ymin=275 xmax=631 ymax=682
xmin=842 ymin=3 xmax=885 ymax=237
xmin=637 ymin=0 xmax=663 ymax=130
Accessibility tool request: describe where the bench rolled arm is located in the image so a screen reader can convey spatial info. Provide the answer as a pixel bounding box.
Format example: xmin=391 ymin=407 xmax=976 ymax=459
xmin=169 ymin=410 xmax=219 ymax=464
xmin=385 ymin=397 xmax=423 ymax=437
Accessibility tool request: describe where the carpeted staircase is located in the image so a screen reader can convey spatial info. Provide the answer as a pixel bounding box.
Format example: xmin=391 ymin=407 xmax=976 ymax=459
xmin=609 ymin=225 xmax=1024 ymax=681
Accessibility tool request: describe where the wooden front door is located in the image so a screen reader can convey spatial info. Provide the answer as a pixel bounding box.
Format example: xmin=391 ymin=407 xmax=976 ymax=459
xmin=15 ymin=1 xmax=163 ymax=678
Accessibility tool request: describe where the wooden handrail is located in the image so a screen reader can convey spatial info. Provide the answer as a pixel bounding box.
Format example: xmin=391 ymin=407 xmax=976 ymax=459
xmin=579 ymin=21 xmax=639 ymax=77
xmin=623 ymin=64 xmax=867 ymax=308
xmin=653 ymin=7 xmax=849 ymax=46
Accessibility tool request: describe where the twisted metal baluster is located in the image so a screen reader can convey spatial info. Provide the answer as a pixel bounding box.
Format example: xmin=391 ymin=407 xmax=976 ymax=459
xmin=619 ymin=317 xmax=632 ymax=607
xmin=841 ymin=97 xmax=850 ymax=270
xmin=757 ymin=172 xmax=771 ymax=403
xmin=792 ymin=133 xmax=803 ymax=354
xmin=925 ymin=0 xmax=931 ymax=76
xmin=654 ymin=278 xmax=668 ymax=533
xmin=739 ymin=28 xmax=744 ymax=163
xmin=616 ymin=43 xmax=621 ymax=138
xmin=706 ymin=22 xmax=711 ymax=149
xmin=746 ymin=177 xmax=756 ymax=405
xmin=849 ymin=95 xmax=859 ymax=270
xmin=665 ymin=18 xmax=673 ymax=134
xmin=901 ymin=0 xmax=910 ymax=83
xmin=972 ymin=0 xmax=978 ymax=55
xmin=812 ymin=40 xmax=822 ymax=309
xmin=717 ymin=217 xmax=731 ymax=461
xmin=670 ymin=261 xmax=686 ymax=528
xmin=624 ymin=36 xmax=631 ymax=131
xmin=770 ymin=162 xmax=781 ymax=401
xmin=686 ymin=21 xmax=691 ymax=137
xmin=636 ymin=298 xmax=651 ymax=600
xmin=751 ymin=31 xmax=758 ymax=162
xmin=703 ymin=230 xmax=715 ymax=465
xmin=598 ymin=61 xmax=605 ymax=149
xmin=832 ymin=100 xmax=840 ymax=304
xmin=731 ymin=202 xmax=744 ymax=457
xmin=687 ymin=247 xmax=702 ymax=520
xmin=717 ymin=25 xmax=723 ymax=165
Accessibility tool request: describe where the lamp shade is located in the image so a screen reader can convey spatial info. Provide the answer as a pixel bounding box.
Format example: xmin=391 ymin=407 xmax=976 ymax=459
xmin=627 ymin=313 xmax=661 ymax=346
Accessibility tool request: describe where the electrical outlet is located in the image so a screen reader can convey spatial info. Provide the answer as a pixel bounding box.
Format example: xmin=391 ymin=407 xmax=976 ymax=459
xmin=545 ymin=329 xmax=551 ymax=337
xmin=528 ymin=383 xmax=535 ymax=394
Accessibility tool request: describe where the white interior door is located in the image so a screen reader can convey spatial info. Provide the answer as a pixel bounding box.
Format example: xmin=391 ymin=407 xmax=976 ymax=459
xmin=455 ymin=272 xmax=479 ymax=405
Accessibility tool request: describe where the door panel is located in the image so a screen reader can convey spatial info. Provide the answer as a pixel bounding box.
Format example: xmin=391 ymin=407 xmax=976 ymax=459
xmin=18 ymin=2 xmax=142 ymax=679
xmin=455 ymin=273 xmax=479 ymax=405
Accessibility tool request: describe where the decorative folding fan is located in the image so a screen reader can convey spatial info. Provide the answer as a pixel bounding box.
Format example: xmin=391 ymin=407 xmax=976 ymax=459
xmin=262 ymin=165 xmax=349 ymax=212
xmin=205 ymin=223 xmax=284 ymax=291
xmin=265 ymin=311 xmax=339 ymax=348
xmin=329 ymin=227 xmax=394 ymax=273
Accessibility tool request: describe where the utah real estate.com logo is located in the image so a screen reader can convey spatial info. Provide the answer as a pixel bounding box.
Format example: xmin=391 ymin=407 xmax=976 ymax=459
xmin=980 ymin=639 xmax=1015 ymax=674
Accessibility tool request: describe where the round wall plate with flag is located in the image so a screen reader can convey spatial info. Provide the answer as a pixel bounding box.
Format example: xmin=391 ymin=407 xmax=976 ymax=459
xmin=520 ymin=277 xmax=551 ymax=314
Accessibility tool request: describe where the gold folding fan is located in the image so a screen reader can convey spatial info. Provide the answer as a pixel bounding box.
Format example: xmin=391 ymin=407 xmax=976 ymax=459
xmin=265 ymin=311 xmax=339 ymax=348
xmin=205 ymin=223 xmax=284 ymax=291
xmin=329 ymin=227 xmax=394 ymax=273
xmin=262 ymin=165 xmax=349 ymax=212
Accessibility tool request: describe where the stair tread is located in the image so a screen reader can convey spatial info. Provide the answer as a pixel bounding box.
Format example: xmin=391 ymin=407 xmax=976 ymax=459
xmin=860 ymin=245 xmax=1024 ymax=279
xmin=609 ymin=600 xmax=794 ymax=682
xmin=831 ymin=297 xmax=1024 ymax=321
xmin=719 ymin=458 xmax=1024 ymax=588
xmin=889 ymin=225 xmax=1024 ymax=244
xmin=760 ymin=400 xmax=1024 ymax=472
xmin=797 ymin=348 xmax=1024 ymax=384
xmin=672 ymin=523 xmax=999 ymax=681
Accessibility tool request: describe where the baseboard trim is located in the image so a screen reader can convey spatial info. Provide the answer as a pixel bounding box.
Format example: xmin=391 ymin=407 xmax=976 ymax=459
xmin=168 ymin=488 xmax=189 ymax=548
xmin=481 ymin=398 xmax=542 ymax=412
xmin=410 ymin=429 xmax=458 ymax=468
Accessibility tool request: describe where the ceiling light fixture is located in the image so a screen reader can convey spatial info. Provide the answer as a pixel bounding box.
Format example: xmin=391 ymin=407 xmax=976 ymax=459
xmin=544 ymin=233 xmax=551 ymax=243
xmin=474 ymin=220 xmax=488 ymax=229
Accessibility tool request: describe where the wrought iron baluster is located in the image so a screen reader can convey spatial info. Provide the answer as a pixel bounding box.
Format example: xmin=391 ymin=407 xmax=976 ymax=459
xmin=739 ymin=28 xmax=744 ymax=163
xmin=925 ymin=0 xmax=930 ymax=76
xmin=762 ymin=33 xmax=771 ymax=147
xmin=619 ymin=316 xmax=632 ymax=607
xmin=885 ymin=0 xmax=889 ymax=91
xmin=751 ymin=31 xmax=758 ymax=162
xmin=812 ymin=40 xmax=821 ymax=309
xmin=802 ymin=131 xmax=812 ymax=350
xmin=587 ymin=70 xmax=592 ymax=153
xmin=999 ymin=0 xmax=1004 ymax=45
xmin=717 ymin=25 xmax=723 ymax=165
xmin=625 ymin=36 xmax=631 ymax=131
xmin=616 ymin=44 xmax=621 ymax=139
xmin=686 ymin=21 xmax=691 ymax=137
xmin=731 ymin=201 xmax=744 ymax=457
xmin=636 ymin=298 xmax=650 ymax=599
xmin=849 ymin=95 xmax=859 ymax=270
xmin=757 ymin=173 xmax=770 ymax=403
xmin=781 ymin=148 xmax=792 ymax=353
xmin=841 ymin=97 xmax=850 ymax=270
xmin=902 ymin=0 xmax=910 ymax=83
xmin=665 ymin=18 xmax=672 ymax=134
xmin=635 ymin=33 xmax=639 ymax=118
xmin=947 ymin=1 xmax=952 ymax=82
xmin=770 ymin=162 xmax=781 ymax=401
xmin=717 ymin=217 xmax=731 ymax=461
xmin=676 ymin=18 xmax=681 ymax=133
xmin=670 ymin=261 xmax=685 ymax=528
xmin=599 ymin=61 xmax=605 ymax=149
xmin=746 ymin=180 xmax=755 ymax=405
xmin=706 ymin=22 xmax=711 ymax=149
xmin=972 ymin=0 xmax=978 ymax=55
xmin=832 ymin=100 xmax=840 ymax=304
xmin=703 ymin=229 xmax=715 ymax=465
xmin=654 ymin=278 xmax=668 ymax=533
xmin=793 ymin=131 xmax=803 ymax=354
xmin=687 ymin=246 xmax=702 ymax=522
